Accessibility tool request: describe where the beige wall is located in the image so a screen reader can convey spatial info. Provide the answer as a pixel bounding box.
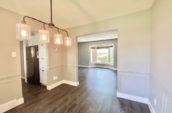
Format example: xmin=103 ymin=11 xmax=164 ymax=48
xmin=150 ymin=0 xmax=172 ymax=112
xmin=0 ymin=8 xmax=23 ymax=104
xmin=66 ymin=10 xmax=151 ymax=97
xmin=47 ymin=31 xmax=64 ymax=85
xmin=0 ymin=7 xmax=65 ymax=107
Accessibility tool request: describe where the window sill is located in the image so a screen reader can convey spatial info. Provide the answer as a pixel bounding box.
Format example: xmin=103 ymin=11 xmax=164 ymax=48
xmin=90 ymin=63 xmax=114 ymax=66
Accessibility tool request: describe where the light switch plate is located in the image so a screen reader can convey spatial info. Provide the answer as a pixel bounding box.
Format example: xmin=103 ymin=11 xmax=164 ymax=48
xmin=12 ymin=52 xmax=17 ymax=57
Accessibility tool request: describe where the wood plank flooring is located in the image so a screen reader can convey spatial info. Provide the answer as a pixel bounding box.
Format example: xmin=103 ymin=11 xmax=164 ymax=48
xmin=6 ymin=68 xmax=150 ymax=113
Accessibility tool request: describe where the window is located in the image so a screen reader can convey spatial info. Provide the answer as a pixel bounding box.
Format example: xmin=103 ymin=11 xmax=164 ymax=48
xmin=90 ymin=45 xmax=114 ymax=65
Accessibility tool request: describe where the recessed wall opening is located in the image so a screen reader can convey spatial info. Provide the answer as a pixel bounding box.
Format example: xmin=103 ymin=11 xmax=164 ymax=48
xmin=77 ymin=30 xmax=118 ymax=96
xmin=20 ymin=32 xmax=48 ymax=98
xmin=77 ymin=30 xmax=118 ymax=70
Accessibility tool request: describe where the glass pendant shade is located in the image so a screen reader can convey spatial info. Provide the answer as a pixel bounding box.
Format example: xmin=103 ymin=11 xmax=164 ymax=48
xmin=16 ymin=23 xmax=31 ymax=40
xmin=54 ymin=33 xmax=63 ymax=45
xmin=65 ymin=36 xmax=72 ymax=47
xmin=38 ymin=29 xmax=50 ymax=44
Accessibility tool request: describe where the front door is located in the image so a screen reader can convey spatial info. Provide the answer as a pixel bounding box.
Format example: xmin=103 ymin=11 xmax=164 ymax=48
xmin=26 ymin=46 xmax=40 ymax=85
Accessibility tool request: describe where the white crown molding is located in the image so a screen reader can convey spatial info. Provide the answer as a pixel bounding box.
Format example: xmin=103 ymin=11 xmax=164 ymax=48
xmin=0 ymin=97 xmax=24 ymax=113
xmin=46 ymin=80 xmax=79 ymax=90
xmin=117 ymin=91 xmax=149 ymax=104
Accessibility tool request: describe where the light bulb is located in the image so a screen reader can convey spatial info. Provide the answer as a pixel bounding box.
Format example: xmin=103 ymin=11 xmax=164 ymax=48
xmin=38 ymin=29 xmax=49 ymax=44
xmin=16 ymin=23 xmax=31 ymax=40
xmin=21 ymin=30 xmax=27 ymax=37
xmin=66 ymin=39 xmax=70 ymax=45
xmin=42 ymin=35 xmax=47 ymax=40
xmin=54 ymin=33 xmax=63 ymax=45
xmin=65 ymin=36 xmax=71 ymax=47
xmin=56 ymin=38 xmax=61 ymax=43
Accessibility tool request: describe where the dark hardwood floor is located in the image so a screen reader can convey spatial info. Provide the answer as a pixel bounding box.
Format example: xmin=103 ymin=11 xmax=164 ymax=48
xmin=6 ymin=68 xmax=150 ymax=113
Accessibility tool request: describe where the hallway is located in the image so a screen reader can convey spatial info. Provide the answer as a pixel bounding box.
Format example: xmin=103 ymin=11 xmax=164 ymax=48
xmin=6 ymin=68 xmax=150 ymax=113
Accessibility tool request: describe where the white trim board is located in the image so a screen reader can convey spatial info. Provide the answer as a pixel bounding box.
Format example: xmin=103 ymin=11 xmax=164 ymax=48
xmin=62 ymin=80 xmax=79 ymax=87
xmin=46 ymin=80 xmax=79 ymax=90
xmin=46 ymin=81 xmax=63 ymax=90
xmin=117 ymin=91 xmax=149 ymax=104
xmin=148 ymin=101 xmax=156 ymax=113
xmin=0 ymin=97 xmax=24 ymax=113
xmin=117 ymin=91 xmax=156 ymax=113
xmin=78 ymin=65 xmax=117 ymax=71
xmin=77 ymin=30 xmax=117 ymax=43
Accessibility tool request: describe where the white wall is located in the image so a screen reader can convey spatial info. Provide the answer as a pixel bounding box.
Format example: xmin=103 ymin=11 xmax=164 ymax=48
xmin=150 ymin=0 xmax=172 ymax=112
xmin=66 ymin=10 xmax=151 ymax=98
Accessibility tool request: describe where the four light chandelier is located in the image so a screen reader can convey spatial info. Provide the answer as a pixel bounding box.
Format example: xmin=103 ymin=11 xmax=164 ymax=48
xmin=16 ymin=0 xmax=71 ymax=46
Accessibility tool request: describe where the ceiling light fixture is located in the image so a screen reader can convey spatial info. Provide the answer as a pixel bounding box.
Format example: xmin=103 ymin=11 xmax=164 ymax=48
xmin=16 ymin=0 xmax=71 ymax=46
xmin=54 ymin=29 xmax=63 ymax=45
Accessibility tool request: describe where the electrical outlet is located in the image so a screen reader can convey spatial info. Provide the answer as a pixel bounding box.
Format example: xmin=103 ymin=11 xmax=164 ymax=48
xmin=154 ymin=98 xmax=157 ymax=106
xmin=53 ymin=76 xmax=58 ymax=80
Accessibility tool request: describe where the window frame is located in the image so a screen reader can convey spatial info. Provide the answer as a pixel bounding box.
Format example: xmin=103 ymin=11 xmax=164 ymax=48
xmin=89 ymin=44 xmax=114 ymax=66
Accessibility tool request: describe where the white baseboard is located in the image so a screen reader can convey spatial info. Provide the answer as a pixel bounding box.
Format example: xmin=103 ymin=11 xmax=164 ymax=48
xmin=117 ymin=91 xmax=156 ymax=113
xmin=0 ymin=97 xmax=24 ymax=113
xmin=46 ymin=80 xmax=79 ymax=90
xmin=148 ymin=101 xmax=156 ymax=113
xmin=46 ymin=81 xmax=63 ymax=90
xmin=78 ymin=65 xmax=117 ymax=71
xmin=62 ymin=80 xmax=79 ymax=86
xmin=117 ymin=91 xmax=149 ymax=104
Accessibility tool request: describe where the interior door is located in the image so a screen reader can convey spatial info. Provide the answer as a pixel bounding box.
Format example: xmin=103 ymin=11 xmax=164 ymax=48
xmin=26 ymin=46 xmax=40 ymax=85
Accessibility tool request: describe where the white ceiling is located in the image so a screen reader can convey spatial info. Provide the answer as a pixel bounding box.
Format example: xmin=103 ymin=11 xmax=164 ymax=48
xmin=78 ymin=30 xmax=117 ymax=43
xmin=0 ymin=0 xmax=154 ymax=28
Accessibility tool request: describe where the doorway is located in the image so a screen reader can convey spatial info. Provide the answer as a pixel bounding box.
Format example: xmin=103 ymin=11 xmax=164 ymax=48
xmin=26 ymin=45 xmax=40 ymax=85
xmin=77 ymin=30 xmax=118 ymax=99
xmin=20 ymin=32 xmax=48 ymax=87
xmin=77 ymin=30 xmax=118 ymax=70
